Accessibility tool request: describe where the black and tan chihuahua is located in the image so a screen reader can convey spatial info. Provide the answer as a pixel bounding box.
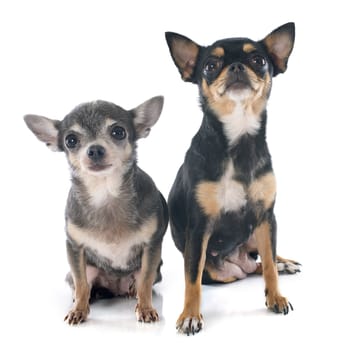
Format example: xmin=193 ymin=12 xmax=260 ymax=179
xmin=24 ymin=96 xmax=168 ymax=325
xmin=165 ymin=23 xmax=300 ymax=335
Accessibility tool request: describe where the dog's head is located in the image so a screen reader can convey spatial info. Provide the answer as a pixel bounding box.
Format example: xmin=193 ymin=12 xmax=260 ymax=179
xmin=24 ymin=96 xmax=163 ymax=177
xmin=165 ymin=23 xmax=294 ymax=118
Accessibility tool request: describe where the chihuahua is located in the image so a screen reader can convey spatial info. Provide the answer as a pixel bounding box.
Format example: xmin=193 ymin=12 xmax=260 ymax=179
xmin=24 ymin=96 xmax=168 ymax=325
xmin=165 ymin=23 xmax=300 ymax=335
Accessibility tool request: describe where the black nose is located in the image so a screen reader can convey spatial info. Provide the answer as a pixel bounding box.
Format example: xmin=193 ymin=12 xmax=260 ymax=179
xmin=87 ymin=145 xmax=105 ymax=161
xmin=230 ymin=62 xmax=245 ymax=72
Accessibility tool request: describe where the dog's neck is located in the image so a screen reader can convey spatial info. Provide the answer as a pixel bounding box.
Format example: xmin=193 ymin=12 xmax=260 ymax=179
xmin=67 ymin=165 xmax=141 ymax=233
xmin=201 ymin=93 xmax=268 ymax=147
xmin=193 ymin=107 xmax=270 ymax=184
xmin=72 ymin=165 xmax=136 ymax=208
xmin=219 ymin=104 xmax=262 ymax=146
xmin=201 ymin=104 xmax=267 ymax=146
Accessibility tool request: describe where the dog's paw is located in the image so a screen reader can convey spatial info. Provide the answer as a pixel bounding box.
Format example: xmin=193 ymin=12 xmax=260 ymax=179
xmin=265 ymin=292 xmax=293 ymax=315
xmin=176 ymin=314 xmax=204 ymax=335
xmin=64 ymin=306 xmax=89 ymax=325
xmin=135 ymin=304 xmax=159 ymax=323
xmin=277 ymin=261 xmax=301 ymax=274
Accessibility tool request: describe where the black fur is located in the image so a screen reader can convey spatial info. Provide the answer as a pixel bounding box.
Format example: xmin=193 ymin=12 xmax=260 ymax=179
xmin=166 ymin=23 xmax=296 ymax=334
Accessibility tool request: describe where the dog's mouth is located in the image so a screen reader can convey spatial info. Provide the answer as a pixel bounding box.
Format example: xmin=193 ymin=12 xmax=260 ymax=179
xmin=225 ymin=76 xmax=252 ymax=92
xmin=87 ymin=164 xmax=113 ymax=172
xmin=227 ymin=81 xmax=251 ymax=90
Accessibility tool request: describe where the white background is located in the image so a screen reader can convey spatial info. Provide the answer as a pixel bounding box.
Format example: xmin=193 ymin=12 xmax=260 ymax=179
xmin=1 ymin=0 xmax=349 ymax=348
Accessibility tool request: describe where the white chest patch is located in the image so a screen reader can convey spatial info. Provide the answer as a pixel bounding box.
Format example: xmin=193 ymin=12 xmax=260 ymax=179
xmin=217 ymin=161 xmax=247 ymax=212
xmin=84 ymin=172 xmax=123 ymax=207
xmin=67 ymin=217 xmax=157 ymax=270
xmin=221 ymin=102 xmax=261 ymax=145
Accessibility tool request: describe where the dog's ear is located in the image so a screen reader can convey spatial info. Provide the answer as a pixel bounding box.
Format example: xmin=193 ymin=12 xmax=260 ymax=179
xmin=132 ymin=96 xmax=164 ymax=139
xmin=24 ymin=114 xmax=62 ymax=151
xmin=261 ymin=22 xmax=295 ymax=76
xmin=165 ymin=32 xmax=201 ymax=83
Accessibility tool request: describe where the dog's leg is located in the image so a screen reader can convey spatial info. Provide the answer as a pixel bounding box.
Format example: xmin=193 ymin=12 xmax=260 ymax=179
xmin=135 ymin=241 xmax=162 ymax=322
xmin=176 ymin=227 xmax=210 ymax=335
xmin=254 ymin=221 xmax=292 ymax=314
xmin=64 ymin=240 xmax=90 ymax=325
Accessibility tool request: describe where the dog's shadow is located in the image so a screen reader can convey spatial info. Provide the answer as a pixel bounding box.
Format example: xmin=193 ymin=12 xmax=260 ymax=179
xmin=79 ymin=290 xmax=164 ymax=331
xmin=201 ymin=276 xmax=271 ymax=318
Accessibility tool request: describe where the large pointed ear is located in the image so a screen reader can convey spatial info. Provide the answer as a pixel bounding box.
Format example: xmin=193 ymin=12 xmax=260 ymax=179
xmin=24 ymin=114 xmax=62 ymax=151
xmin=262 ymin=22 xmax=295 ymax=76
xmin=132 ymin=96 xmax=164 ymax=139
xmin=165 ymin=32 xmax=201 ymax=83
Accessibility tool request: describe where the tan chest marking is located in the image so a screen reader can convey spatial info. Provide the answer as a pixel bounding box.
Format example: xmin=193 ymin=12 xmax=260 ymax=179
xmin=67 ymin=217 xmax=157 ymax=270
xmin=196 ymin=162 xmax=247 ymax=217
xmin=248 ymin=172 xmax=276 ymax=209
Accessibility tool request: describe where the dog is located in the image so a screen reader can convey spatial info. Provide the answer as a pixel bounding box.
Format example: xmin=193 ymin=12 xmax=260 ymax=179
xmin=24 ymin=96 xmax=168 ymax=324
xmin=165 ymin=23 xmax=300 ymax=335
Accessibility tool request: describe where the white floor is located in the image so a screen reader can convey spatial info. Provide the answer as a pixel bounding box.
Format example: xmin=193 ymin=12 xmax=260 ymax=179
xmin=2 ymin=228 xmax=347 ymax=349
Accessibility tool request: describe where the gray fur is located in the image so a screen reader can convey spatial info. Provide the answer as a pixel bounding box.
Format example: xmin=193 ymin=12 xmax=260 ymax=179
xmin=24 ymin=96 xmax=168 ymax=323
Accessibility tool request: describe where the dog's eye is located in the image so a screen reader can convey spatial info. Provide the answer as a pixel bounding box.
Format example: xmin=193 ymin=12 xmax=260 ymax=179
xmin=65 ymin=134 xmax=79 ymax=149
xmin=250 ymin=55 xmax=266 ymax=66
xmin=111 ymin=125 xmax=126 ymax=140
xmin=204 ymin=58 xmax=222 ymax=73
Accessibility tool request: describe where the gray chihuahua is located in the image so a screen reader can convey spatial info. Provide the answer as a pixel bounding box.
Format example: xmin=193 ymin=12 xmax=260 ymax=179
xmin=24 ymin=96 xmax=168 ymax=325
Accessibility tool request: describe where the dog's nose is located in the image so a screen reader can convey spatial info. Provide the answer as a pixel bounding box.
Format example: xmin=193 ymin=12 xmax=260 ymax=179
xmin=230 ymin=62 xmax=245 ymax=72
xmin=87 ymin=145 xmax=105 ymax=161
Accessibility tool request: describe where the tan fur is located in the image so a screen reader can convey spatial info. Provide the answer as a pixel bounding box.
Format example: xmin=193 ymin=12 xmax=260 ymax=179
xmin=67 ymin=217 xmax=157 ymax=270
xmin=248 ymin=172 xmax=276 ymax=209
xmin=264 ymin=32 xmax=293 ymax=73
xmin=171 ymin=37 xmax=199 ymax=80
xmin=211 ymin=47 xmax=225 ymax=57
xmin=195 ymin=181 xmax=220 ymax=217
xmin=64 ymin=246 xmax=90 ymax=324
xmin=177 ymin=234 xmax=210 ymax=328
xmin=201 ymin=68 xmax=236 ymax=116
xmin=254 ymin=222 xmax=290 ymax=312
xmin=196 ymin=162 xmax=246 ymax=217
xmin=135 ymin=244 xmax=162 ymax=322
xmin=255 ymin=221 xmax=277 ymax=290
xmin=201 ymin=65 xmax=271 ymax=121
xmin=243 ymin=66 xmax=271 ymax=115
xmin=243 ymin=43 xmax=255 ymax=53
xmin=276 ymin=255 xmax=299 ymax=265
xmin=205 ymin=262 xmax=238 ymax=283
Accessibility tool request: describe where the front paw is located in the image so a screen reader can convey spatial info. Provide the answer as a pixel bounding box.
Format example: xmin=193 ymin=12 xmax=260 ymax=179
xmin=265 ymin=292 xmax=293 ymax=315
xmin=135 ymin=304 xmax=159 ymax=323
xmin=176 ymin=313 xmax=203 ymax=335
xmin=64 ymin=306 xmax=90 ymax=325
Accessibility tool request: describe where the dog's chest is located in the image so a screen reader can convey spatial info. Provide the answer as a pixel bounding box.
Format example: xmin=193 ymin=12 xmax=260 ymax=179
xmin=67 ymin=217 xmax=157 ymax=271
xmin=196 ymin=161 xmax=247 ymax=216
xmin=216 ymin=161 xmax=247 ymax=212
